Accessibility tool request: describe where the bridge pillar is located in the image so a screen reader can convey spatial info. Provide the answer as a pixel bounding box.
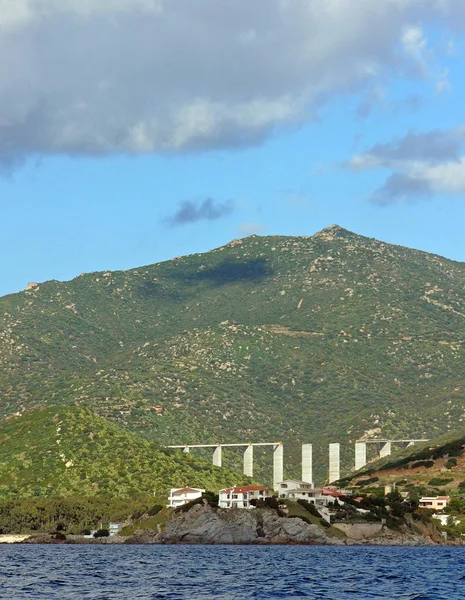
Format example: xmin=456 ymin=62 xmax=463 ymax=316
xmin=329 ymin=443 xmax=340 ymax=483
xmin=273 ymin=443 xmax=284 ymax=491
xmin=213 ymin=445 xmax=222 ymax=467
xmin=243 ymin=444 xmax=253 ymax=478
xmin=183 ymin=446 xmax=190 ymax=453
xmin=403 ymin=441 xmax=414 ymax=449
xmin=380 ymin=441 xmax=392 ymax=458
xmin=355 ymin=442 xmax=367 ymax=471
xmin=302 ymin=444 xmax=313 ymax=486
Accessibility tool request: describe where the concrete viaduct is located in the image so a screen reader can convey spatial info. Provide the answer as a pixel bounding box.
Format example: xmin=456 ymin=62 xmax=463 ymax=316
xmin=168 ymin=438 xmax=428 ymax=490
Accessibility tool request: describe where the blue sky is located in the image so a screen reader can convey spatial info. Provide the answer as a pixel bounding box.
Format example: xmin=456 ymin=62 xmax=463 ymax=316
xmin=1 ymin=1 xmax=465 ymax=297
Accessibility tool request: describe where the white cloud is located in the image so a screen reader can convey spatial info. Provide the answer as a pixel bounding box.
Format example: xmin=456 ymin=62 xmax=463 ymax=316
xmin=0 ymin=0 xmax=463 ymax=165
xmin=402 ymin=25 xmax=427 ymax=62
xmin=347 ymin=125 xmax=465 ymax=204
xmin=436 ymin=68 xmax=452 ymax=94
xmin=422 ymin=158 xmax=465 ymax=194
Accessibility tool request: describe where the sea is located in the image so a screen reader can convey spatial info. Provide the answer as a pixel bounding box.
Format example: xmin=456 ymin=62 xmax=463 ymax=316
xmin=1 ymin=545 xmax=464 ymax=599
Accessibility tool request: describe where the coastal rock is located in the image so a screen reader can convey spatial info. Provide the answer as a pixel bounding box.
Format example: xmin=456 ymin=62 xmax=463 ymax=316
xmin=156 ymin=504 xmax=338 ymax=545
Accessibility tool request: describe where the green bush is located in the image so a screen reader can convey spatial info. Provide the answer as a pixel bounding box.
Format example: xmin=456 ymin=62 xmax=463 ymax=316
xmin=428 ymin=478 xmax=453 ymax=487
xmin=319 ymin=518 xmax=331 ymax=528
xmin=147 ymin=504 xmax=163 ymax=516
xmin=458 ymin=481 xmax=465 ymax=489
xmin=356 ymin=477 xmax=379 ymax=487
xmin=250 ymin=497 xmax=280 ymax=510
xmin=411 ymin=460 xmax=434 ymax=469
xmin=296 ymin=499 xmax=320 ymax=517
xmin=445 ymin=458 xmax=457 ymax=469
xmin=94 ymin=529 xmax=110 ymax=538
xmin=54 ymin=532 xmax=66 ymax=540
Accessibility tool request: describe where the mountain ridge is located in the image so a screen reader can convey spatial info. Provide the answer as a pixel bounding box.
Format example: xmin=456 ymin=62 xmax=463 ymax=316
xmin=8 ymin=224 xmax=463 ymax=295
xmin=1 ymin=225 xmax=464 ymax=483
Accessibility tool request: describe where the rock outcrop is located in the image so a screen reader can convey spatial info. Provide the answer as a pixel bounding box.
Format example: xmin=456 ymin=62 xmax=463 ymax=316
xmin=125 ymin=505 xmax=441 ymax=546
xmin=152 ymin=504 xmax=338 ymax=545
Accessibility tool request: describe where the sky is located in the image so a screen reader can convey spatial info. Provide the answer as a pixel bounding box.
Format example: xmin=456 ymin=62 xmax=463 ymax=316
xmin=1 ymin=0 xmax=465 ymax=297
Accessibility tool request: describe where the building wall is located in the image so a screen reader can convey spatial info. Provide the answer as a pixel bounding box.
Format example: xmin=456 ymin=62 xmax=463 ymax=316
xmin=167 ymin=488 xmax=204 ymax=508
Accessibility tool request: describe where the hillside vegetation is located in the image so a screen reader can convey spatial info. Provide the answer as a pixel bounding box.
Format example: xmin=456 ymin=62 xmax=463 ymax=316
xmin=1 ymin=225 xmax=464 ymax=482
xmin=0 ymin=406 xmax=248 ymax=499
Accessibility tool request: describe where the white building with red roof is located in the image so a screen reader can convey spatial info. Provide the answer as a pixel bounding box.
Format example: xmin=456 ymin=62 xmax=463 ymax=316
xmin=419 ymin=496 xmax=450 ymax=511
xmin=219 ymin=485 xmax=271 ymax=509
xmin=167 ymin=487 xmax=205 ymax=508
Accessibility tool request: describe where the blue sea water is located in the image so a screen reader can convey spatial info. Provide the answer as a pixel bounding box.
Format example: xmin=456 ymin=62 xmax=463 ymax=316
xmin=1 ymin=545 xmax=464 ymax=599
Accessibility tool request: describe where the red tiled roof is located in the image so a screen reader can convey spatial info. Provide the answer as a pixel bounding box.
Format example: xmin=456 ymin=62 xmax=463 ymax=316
xmin=221 ymin=485 xmax=269 ymax=494
xmin=172 ymin=487 xmax=202 ymax=494
xmin=321 ymin=488 xmax=344 ymax=498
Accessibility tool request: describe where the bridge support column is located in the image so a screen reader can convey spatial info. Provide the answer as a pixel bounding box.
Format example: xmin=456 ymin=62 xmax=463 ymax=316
xmin=380 ymin=441 xmax=392 ymax=458
xmin=243 ymin=444 xmax=253 ymax=478
xmin=183 ymin=446 xmax=190 ymax=453
xmin=329 ymin=443 xmax=340 ymax=483
xmin=403 ymin=441 xmax=414 ymax=449
xmin=302 ymin=444 xmax=313 ymax=486
xmin=273 ymin=443 xmax=284 ymax=491
xmin=355 ymin=442 xmax=367 ymax=471
xmin=213 ymin=445 xmax=222 ymax=467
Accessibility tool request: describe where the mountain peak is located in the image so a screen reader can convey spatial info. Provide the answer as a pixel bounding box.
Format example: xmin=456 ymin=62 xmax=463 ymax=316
xmin=313 ymin=224 xmax=354 ymax=240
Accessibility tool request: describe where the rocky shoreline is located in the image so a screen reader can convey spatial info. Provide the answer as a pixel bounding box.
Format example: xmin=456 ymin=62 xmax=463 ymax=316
xmin=9 ymin=504 xmax=445 ymax=546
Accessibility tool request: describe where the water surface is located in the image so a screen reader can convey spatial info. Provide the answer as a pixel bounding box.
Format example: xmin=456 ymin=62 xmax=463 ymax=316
xmin=1 ymin=545 xmax=464 ymax=599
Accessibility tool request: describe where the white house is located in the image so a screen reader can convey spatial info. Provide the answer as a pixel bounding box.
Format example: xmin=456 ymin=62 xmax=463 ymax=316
xmin=167 ymin=487 xmax=205 ymax=508
xmin=219 ymin=485 xmax=271 ymax=509
xmin=419 ymin=496 xmax=450 ymax=511
xmin=433 ymin=513 xmax=460 ymax=526
xmin=278 ymin=480 xmax=311 ymax=496
xmin=109 ymin=523 xmax=123 ymax=537
xmin=278 ymin=480 xmax=331 ymax=507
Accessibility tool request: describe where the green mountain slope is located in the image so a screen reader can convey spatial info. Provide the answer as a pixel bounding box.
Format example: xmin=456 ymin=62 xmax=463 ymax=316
xmin=1 ymin=225 xmax=464 ymax=482
xmin=0 ymin=406 xmax=248 ymax=498
xmin=338 ymin=430 xmax=465 ymax=508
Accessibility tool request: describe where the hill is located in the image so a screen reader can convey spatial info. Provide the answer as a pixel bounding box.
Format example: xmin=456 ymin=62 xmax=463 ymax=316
xmin=338 ymin=431 xmax=465 ymax=515
xmin=0 ymin=406 xmax=248 ymax=499
xmin=1 ymin=225 xmax=464 ymax=482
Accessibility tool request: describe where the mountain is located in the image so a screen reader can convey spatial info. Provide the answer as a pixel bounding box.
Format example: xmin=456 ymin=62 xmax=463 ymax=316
xmin=1 ymin=225 xmax=464 ymax=483
xmin=0 ymin=406 xmax=248 ymax=499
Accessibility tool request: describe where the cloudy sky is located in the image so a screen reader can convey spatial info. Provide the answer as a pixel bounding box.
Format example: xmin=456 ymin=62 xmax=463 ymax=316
xmin=1 ymin=0 xmax=465 ymax=296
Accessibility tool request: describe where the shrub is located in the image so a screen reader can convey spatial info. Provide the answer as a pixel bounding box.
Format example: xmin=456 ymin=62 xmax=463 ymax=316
xmin=411 ymin=460 xmax=434 ymax=469
xmin=147 ymin=504 xmax=163 ymax=516
xmin=390 ymin=502 xmax=406 ymax=518
xmin=356 ymin=477 xmax=379 ymax=487
xmin=297 ymin=499 xmax=320 ymax=517
xmin=428 ymin=478 xmax=453 ymax=487
xmin=250 ymin=497 xmax=280 ymax=510
xmin=203 ymin=492 xmax=219 ymax=508
xmin=94 ymin=529 xmax=110 ymax=538
xmin=458 ymin=481 xmax=465 ymax=489
xmin=319 ymin=518 xmax=330 ymax=528
xmin=445 ymin=458 xmax=457 ymax=469
xmin=54 ymin=532 xmax=66 ymax=540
